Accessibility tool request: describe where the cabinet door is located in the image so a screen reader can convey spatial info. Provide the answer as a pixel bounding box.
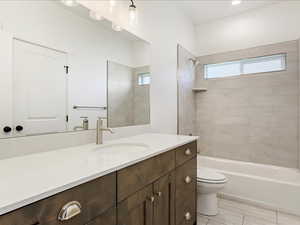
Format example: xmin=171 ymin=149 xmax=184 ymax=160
xmin=153 ymin=172 xmax=175 ymax=225
xmin=118 ymin=184 xmax=153 ymax=225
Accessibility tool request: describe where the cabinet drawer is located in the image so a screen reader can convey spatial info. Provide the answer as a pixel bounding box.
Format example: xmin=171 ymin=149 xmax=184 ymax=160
xmin=175 ymin=158 xmax=197 ymax=225
xmin=0 ymin=173 xmax=116 ymax=225
xmin=85 ymin=207 xmax=116 ymax=225
xmin=117 ymin=150 xmax=175 ymax=202
xmin=175 ymin=141 xmax=197 ymax=166
xmin=0 ymin=204 xmax=38 ymax=225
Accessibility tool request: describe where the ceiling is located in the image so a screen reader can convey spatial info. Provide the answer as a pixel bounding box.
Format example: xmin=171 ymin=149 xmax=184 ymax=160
xmin=176 ymin=0 xmax=280 ymax=25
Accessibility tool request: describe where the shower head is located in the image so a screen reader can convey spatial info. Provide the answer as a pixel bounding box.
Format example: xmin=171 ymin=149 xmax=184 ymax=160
xmin=189 ymin=58 xmax=200 ymax=66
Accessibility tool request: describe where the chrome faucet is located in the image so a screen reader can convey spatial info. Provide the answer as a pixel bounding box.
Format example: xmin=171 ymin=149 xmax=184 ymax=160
xmin=96 ymin=117 xmax=113 ymax=144
xmin=73 ymin=117 xmax=89 ymax=131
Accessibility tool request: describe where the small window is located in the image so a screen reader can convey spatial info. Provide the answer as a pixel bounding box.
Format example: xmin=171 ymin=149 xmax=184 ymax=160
xmin=204 ymin=54 xmax=286 ymax=79
xmin=138 ymin=73 xmax=151 ymax=85
xmin=205 ymin=61 xmax=241 ymax=78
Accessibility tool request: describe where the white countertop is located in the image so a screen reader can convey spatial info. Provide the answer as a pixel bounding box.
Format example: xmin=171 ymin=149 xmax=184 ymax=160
xmin=0 ymin=133 xmax=198 ymax=215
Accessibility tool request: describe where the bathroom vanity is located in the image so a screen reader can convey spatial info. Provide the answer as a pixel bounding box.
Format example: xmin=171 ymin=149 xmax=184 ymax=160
xmin=0 ymin=134 xmax=197 ymax=225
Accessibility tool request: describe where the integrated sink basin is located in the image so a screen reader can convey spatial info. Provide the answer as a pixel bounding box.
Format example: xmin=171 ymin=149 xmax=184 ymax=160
xmin=89 ymin=143 xmax=151 ymax=161
xmin=87 ymin=143 xmax=151 ymax=165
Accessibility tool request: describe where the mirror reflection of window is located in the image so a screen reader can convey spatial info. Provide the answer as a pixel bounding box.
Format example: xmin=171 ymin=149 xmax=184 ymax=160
xmin=107 ymin=61 xmax=151 ymax=128
xmin=138 ymin=73 xmax=151 ymax=85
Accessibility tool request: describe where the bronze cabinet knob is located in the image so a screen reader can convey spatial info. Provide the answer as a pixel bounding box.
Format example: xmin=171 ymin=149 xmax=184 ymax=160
xmin=148 ymin=196 xmax=155 ymax=203
xmin=185 ymin=212 xmax=192 ymax=220
xmin=156 ymin=191 xmax=162 ymax=197
xmin=185 ymin=176 xmax=192 ymax=184
xmin=185 ymin=148 xmax=191 ymax=156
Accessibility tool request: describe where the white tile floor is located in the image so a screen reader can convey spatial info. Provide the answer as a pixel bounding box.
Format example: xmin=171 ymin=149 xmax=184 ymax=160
xmin=197 ymin=198 xmax=300 ymax=225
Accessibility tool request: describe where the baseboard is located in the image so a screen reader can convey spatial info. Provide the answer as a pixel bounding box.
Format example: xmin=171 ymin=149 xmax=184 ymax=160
xmin=218 ymin=192 xmax=300 ymax=217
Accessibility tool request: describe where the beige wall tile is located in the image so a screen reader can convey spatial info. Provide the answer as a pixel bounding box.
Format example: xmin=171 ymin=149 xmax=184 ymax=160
xmin=178 ymin=45 xmax=197 ymax=135
xmin=195 ymin=40 xmax=299 ymax=168
xmin=277 ymin=212 xmax=300 ymax=225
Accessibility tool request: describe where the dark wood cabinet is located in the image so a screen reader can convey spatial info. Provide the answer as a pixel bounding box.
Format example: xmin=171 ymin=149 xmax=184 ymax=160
xmin=117 ymin=184 xmax=153 ymax=225
xmin=0 ymin=140 xmax=197 ymax=225
xmin=118 ymin=171 xmax=176 ymax=225
xmin=86 ymin=207 xmax=116 ymax=225
xmin=175 ymin=141 xmax=197 ymax=167
xmin=0 ymin=173 xmax=116 ymax=225
xmin=117 ymin=150 xmax=175 ymax=202
xmin=117 ymin=139 xmax=198 ymax=225
xmin=153 ymin=172 xmax=175 ymax=225
xmin=175 ymin=158 xmax=197 ymax=225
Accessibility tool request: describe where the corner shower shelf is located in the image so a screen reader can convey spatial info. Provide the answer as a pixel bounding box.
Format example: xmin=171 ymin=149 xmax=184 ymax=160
xmin=192 ymin=88 xmax=207 ymax=92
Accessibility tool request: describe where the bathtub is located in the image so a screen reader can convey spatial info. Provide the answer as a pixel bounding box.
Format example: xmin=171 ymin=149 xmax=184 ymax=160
xmin=197 ymin=156 xmax=300 ymax=216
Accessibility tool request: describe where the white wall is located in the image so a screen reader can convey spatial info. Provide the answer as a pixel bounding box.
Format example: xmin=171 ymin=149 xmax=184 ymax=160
xmin=0 ymin=1 xmax=196 ymax=159
xmin=132 ymin=41 xmax=150 ymax=67
xmin=134 ymin=2 xmax=197 ymax=133
xmin=196 ymin=1 xmax=300 ymax=56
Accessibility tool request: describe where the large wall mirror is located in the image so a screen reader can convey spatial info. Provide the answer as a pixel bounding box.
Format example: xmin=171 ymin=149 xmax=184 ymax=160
xmin=0 ymin=1 xmax=151 ymax=139
xmin=107 ymin=43 xmax=151 ymax=128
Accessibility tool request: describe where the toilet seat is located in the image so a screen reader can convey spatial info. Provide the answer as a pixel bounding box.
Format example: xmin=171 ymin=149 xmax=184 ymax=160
xmin=197 ymin=167 xmax=227 ymax=184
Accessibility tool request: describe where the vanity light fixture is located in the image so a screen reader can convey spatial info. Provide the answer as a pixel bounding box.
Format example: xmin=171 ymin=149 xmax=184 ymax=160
xmin=61 ymin=0 xmax=78 ymax=7
xmin=89 ymin=10 xmax=103 ymax=21
xmin=112 ymin=23 xmax=122 ymax=32
xmin=232 ymin=0 xmax=242 ymax=5
xmin=129 ymin=0 xmax=137 ymax=25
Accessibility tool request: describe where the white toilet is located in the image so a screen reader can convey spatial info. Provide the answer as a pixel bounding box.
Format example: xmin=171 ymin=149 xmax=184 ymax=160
xmin=197 ymin=167 xmax=228 ymax=216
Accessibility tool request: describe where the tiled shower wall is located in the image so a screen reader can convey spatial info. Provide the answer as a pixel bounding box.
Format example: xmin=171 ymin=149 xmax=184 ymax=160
xmin=177 ymin=45 xmax=197 ymax=136
xmin=195 ymin=40 xmax=299 ymax=168
xmin=108 ymin=62 xmax=135 ymax=127
xmin=133 ymin=66 xmax=150 ymax=125
xmin=108 ymin=62 xmax=150 ymax=128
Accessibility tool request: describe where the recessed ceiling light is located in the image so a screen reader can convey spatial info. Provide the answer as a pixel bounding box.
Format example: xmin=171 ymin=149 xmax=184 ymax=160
xmin=61 ymin=0 xmax=78 ymax=7
xmin=232 ymin=0 xmax=242 ymax=5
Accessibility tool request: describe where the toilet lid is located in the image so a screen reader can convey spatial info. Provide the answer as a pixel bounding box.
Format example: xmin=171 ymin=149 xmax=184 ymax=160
xmin=197 ymin=167 xmax=227 ymax=182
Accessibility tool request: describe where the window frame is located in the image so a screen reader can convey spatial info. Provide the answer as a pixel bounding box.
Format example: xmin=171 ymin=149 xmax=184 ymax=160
xmin=137 ymin=72 xmax=151 ymax=86
xmin=204 ymin=53 xmax=287 ymax=80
